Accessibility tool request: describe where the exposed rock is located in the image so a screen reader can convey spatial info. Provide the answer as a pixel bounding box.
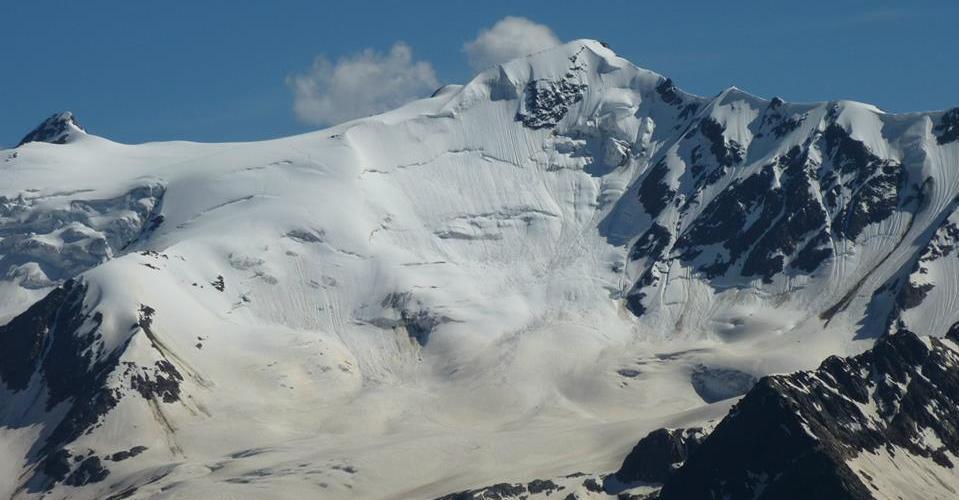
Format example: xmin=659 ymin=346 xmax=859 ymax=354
xmin=285 ymin=228 xmax=325 ymax=243
xmin=822 ymin=123 xmax=905 ymax=241
xmin=42 ymin=450 xmax=73 ymax=484
xmin=527 ymin=479 xmax=561 ymax=495
xmin=17 ymin=112 xmax=86 ymax=146
xmin=610 ymin=427 xmax=706 ymax=486
xmin=64 ymin=456 xmax=110 ymax=486
xmin=655 ymin=78 xmax=682 ymax=105
xmin=770 ymin=113 xmax=804 ymax=138
xmin=625 ymin=102 xmax=924 ymax=313
xmin=636 ymin=160 xmax=673 ymax=219
xmin=698 ymin=118 xmax=744 ymax=168
xmin=582 ymin=477 xmax=603 ymax=492
xmin=108 ymin=446 xmax=148 ymax=462
xmin=934 ymin=107 xmax=959 ymax=144
xmin=436 ymin=482 xmax=527 ymax=500
xmin=867 ymin=206 xmax=959 ymax=336
xmin=370 ymin=292 xmax=455 ymax=346
xmin=0 ymin=281 xmax=119 ymax=447
xmin=517 ymin=49 xmax=589 ymax=129
xmin=897 ymin=281 xmax=934 ymax=310
xmin=628 ymin=224 xmax=670 ymax=263
xmin=0 ymin=280 xmax=129 ymax=491
xmin=654 ymin=77 xmax=699 ymax=122
xmin=124 ymin=305 xmax=183 ymax=402
xmin=125 ymin=360 xmax=183 ymax=403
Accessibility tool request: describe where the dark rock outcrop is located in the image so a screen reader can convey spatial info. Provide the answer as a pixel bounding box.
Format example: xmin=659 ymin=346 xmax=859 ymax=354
xmin=0 ymin=283 xmax=183 ymax=491
xmin=372 ymin=292 xmax=455 ymax=346
xmin=436 ymin=482 xmax=527 ymax=500
xmin=435 ymin=477 xmax=569 ymax=499
xmin=64 ymin=456 xmax=110 ymax=486
xmin=0 ymin=280 xmax=123 ymax=490
xmin=517 ymin=49 xmax=588 ymax=130
xmin=611 ymin=427 xmax=706 ymax=485
xmin=934 ymin=107 xmax=959 ymax=145
xmin=17 ymin=112 xmax=86 ymax=147
xmin=108 ymin=446 xmax=148 ymax=462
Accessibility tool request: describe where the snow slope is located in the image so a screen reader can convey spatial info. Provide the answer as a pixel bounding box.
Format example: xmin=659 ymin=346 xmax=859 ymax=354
xmin=1 ymin=40 xmax=958 ymax=499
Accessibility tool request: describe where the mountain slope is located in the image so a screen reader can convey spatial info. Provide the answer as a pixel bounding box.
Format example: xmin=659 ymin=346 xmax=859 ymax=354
xmin=1 ymin=40 xmax=958 ymax=499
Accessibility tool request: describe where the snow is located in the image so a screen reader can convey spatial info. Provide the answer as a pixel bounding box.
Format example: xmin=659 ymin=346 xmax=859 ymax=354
xmin=849 ymin=446 xmax=959 ymax=500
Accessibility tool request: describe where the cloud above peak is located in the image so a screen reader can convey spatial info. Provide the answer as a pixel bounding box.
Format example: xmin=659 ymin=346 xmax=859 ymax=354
xmin=463 ymin=17 xmax=561 ymax=71
xmin=287 ymin=18 xmax=562 ymax=127
xmin=288 ymin=42 xmax=439 ymax=126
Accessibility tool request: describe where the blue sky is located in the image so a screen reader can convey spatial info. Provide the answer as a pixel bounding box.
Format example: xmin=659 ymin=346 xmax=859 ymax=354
xmin=3 ymin=1 xmax=957 ymax=147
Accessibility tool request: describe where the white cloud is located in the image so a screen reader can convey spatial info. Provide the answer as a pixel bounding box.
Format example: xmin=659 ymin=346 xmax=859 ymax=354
xmin=463 ymin=17 xmax=561 ymax=71
xmin=288 ymin=42 xmax=439 ymax=126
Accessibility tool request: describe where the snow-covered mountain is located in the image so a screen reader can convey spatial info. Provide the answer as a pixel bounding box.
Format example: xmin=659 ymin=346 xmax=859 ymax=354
xmin=1 ymin=40 xmax=958 ymax=499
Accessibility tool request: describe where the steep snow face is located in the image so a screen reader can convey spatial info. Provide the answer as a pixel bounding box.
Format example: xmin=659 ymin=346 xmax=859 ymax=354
xmin=0 ymin=40 xmax=958 ymax=498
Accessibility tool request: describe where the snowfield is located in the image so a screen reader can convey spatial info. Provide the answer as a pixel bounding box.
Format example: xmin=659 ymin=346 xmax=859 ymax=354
xmin=1 ymin=40 xmax=958 ymax=499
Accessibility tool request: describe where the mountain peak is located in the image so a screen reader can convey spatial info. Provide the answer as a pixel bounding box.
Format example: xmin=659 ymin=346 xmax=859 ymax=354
xmin=17 ymin=112 xmax=87 ymax=147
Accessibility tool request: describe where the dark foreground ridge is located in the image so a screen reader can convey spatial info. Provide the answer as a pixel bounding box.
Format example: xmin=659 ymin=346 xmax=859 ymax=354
xmin=658 ymin=324 xmax=959 ymax=500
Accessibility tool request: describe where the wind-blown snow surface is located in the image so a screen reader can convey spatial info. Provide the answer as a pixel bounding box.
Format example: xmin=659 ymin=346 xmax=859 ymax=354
xmin=1 ymin=40 xmax=958 ymax=498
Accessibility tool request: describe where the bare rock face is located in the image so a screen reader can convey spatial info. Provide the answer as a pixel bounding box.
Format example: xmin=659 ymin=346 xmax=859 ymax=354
xmin=516 ymin=49 xmax=589 ymax=130
xmin=611 ymin=427 xmax=707 ymax=486
xmin=935 ymin=107 xmax=959 ymax=145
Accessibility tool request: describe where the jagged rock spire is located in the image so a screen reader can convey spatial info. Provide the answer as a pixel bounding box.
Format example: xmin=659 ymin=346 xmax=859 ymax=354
xmin=17 ymin=112 xmax=86 ymax=147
